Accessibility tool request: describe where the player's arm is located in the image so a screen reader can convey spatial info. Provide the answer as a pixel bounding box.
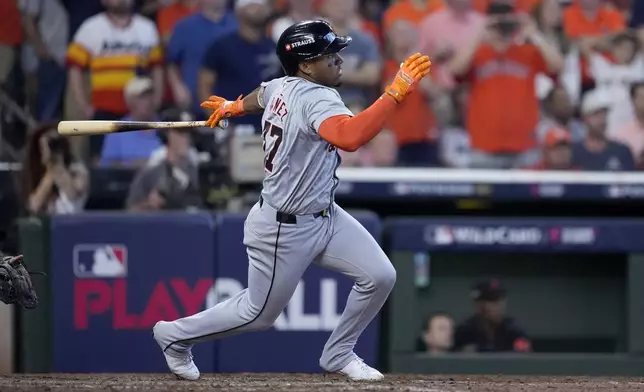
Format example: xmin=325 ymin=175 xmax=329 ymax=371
xmin=318 ymin=53 xmax=431 ymax=152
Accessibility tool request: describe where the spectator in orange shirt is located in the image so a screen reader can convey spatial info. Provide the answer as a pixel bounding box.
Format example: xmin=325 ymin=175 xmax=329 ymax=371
xmin=528 ymin=126 xmax=576 ymax=170
xmin=562 ymin=0 xmax=626 ymax=92
xmin=418 ymin=0 xmax=487 ymax=90
xmin=383 ymin=19 xmax=441 ymax=166
xmin=450 ymin=2 xmax=563 ymax=169
xmin=157 ymin=0 xmax=200 ymax=45
xmin=0 ymin=0 xmax=24 ymax=86
xmin=383 ymin=0 xmax=444 ymax=30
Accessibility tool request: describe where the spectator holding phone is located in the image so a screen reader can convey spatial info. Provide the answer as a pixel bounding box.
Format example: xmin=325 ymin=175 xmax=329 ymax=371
xmin=449 ymin=1 xmax=563 ymax=169
xmin=21 ymin=124 xmax=89 ymax=215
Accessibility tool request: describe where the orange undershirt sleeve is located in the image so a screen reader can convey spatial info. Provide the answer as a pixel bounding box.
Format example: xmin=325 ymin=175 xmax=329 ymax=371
xmin=318 ymin=94 xmax=398 ymax=152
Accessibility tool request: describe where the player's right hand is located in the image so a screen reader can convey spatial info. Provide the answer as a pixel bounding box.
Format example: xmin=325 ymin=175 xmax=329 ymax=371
xmin=200 ymin=94 xmax=245 ymax=128
xmin=384 ymin=53 xmax=432 ymax=103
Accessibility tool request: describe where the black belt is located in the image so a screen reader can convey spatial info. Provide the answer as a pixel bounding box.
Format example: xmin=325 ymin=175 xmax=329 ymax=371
xmin=259 ymin=196 xmax=327 ymax=224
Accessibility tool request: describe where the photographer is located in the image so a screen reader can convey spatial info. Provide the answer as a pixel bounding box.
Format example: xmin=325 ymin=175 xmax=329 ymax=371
xmin=126 ymin=108 xmax=203 ymax=212
xmin=449 ymin=1 xmax=563 ymax=169
xmin=21 ymin=124 xmax=89 ymax=215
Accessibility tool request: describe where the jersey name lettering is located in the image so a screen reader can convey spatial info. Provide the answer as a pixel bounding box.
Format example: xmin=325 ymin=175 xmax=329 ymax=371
xmin=270 ymin=94 xmax=289 ymax=121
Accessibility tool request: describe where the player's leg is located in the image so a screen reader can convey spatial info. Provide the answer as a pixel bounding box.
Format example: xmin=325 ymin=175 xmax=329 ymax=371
xmin=153 ymin=201 xmax=329 ymax=379
xmin=315 ymin=205 xmax=396 ymax=380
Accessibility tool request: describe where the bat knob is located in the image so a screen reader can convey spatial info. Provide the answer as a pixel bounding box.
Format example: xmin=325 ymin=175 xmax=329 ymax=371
xmin=218 ymin=119 xmax=229 ymax=129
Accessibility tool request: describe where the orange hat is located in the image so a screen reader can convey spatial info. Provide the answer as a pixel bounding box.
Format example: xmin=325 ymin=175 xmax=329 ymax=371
xmin=544 ymin=127 xmax=571 ymax=147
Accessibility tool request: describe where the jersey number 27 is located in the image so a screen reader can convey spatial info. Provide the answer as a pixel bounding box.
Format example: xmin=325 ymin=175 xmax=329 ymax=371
xmin=262 ymin=120 xmax=283 ymax=172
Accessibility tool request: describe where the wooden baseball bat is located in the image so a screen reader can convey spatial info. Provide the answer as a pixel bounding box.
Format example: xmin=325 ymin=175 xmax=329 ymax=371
xmin=57 ymin=119 xmax=228 ymax=136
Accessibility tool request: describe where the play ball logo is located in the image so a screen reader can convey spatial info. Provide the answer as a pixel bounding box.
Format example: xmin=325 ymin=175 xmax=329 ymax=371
xmin=73 ymin=244 xmax=127 ymax=278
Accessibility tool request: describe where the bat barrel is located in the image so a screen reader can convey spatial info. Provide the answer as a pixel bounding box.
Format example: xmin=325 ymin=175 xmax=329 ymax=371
xmin=57 ymin=119 xmax=226 ymax=136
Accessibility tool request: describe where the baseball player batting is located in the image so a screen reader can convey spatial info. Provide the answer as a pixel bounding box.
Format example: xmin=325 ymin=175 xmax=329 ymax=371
xmin=152 ymin=20 xmax=431 ymax=381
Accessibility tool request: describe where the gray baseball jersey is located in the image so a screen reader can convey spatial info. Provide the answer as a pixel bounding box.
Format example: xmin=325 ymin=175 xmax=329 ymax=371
xmin=258 ymin=76 xmax=353 ymax=215
xmin=153 ymin=76 xmax=396 ymax=376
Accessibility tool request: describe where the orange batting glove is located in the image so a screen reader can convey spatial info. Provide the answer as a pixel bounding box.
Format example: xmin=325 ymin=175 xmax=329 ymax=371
xmin=200 ymin=94 xmax=245 ymax=128
xmin=384 ymin=53 xmax=432 ymax=103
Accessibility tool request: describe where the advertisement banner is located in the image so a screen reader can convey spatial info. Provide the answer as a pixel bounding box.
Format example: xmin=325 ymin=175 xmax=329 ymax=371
xmin=51 ymin=213 xmax=218 ymax=373
xmin=214 ymin=210 xmax=382 ymax=373
xmin=388 ymin=218 xmax=644 ymax=253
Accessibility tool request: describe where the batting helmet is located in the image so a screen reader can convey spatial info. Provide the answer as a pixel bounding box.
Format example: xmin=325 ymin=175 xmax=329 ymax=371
xmin=276 ymin=20 xmax=352 ymax=76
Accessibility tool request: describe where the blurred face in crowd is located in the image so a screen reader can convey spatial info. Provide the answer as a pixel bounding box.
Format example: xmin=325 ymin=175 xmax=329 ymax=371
xmin=102 ymin=0 xmax=134 ymax=15
xmin=583 ymin=109 xmax=608 ymax=137
xmin=578 ymin=0 xmax=600 ymax=12
xmin=201 ymin=0 xmax=227 ymax=12
xmin=538 ymin=0 xmax=562 ymax=30
xmin=612 ymin=36 xmax=638 ymax=65
xmin=544 ymin=142 xmax=572 ymax=170
xmin=423 ymin=315 xmax=454 ymax=353
xmin=167 ymin=129 xmax=192 ymax=159
xmin=477 ymin=298 xmax=506 ymax=324
xmin=300 ymin=53 xmax=344 ymax=87
xmin=127 ymin=90 xmax=155 ymax=121
xmin=322 ymin=0 xmax=358 ymax=26
xmin=446 ymin=0 xmax=473 ymax=12
xmin=288 ymin=0 xmax=314 ymax=14
xmin=237 ymin=3 xmax=271 ymax=28
xmin=632 ymin=85 xmax=644 ymax=116
xmin=369 ymin=130 xmax=398 ymax=166
xmin=548 ymin=87 xmax=574 ymax=122
xmin=386 ymin=20 xmax=417 ymax=60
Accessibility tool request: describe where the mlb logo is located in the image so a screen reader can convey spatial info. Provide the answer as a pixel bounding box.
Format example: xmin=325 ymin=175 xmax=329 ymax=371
xmin=73 ymin=244 xmax=128 ymax=278
xmin=424 ymin=225 xmax=454 ymax=245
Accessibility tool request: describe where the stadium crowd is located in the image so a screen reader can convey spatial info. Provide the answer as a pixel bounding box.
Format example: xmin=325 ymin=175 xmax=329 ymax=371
xmin=2 ymin=0 xmax=644 ymax=179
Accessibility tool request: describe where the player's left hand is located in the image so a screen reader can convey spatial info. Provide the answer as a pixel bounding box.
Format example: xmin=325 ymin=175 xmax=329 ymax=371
xmin=200 ymin=94 xmax=245 ymax=128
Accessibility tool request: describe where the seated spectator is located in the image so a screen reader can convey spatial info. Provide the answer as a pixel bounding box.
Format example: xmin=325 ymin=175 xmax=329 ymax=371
xmin=454 ymin=279 xmax=532 ymax=353
xmin=199 ymin=0 xmax=280 ymax=135
xmin=269 ymin=0 xmax=317 ymax=43
xmin=527 ymin=126 xmax=578 ymax=170
xmin=572 ymin=89 xmax=635 ymax=170
xmin=418 ymin=0 xmax=486 ymax=90
xmin=166 ymin=0 xmax=237 ymax=116
xmin=418 ymin=312 xmax=455 ymax=355
xmin=0 ymin=0 xmax=22 ymax=92
xmin=383 ymin=19 xmax=439 ymax=166
xmin=320 ymin=0 xmax=381 ymax=106
xmin=147 ymin=108 xmax=202 ymax=167
xmin=610 ymin=82 xmax=644 ymax=167
xmin=382 ymin=0 xmax=444 ymax=31
xmin=450 ymin=2 xmax=563 ymax=169
xmin=362 ymin=129 xmax=399 ymax=166
xmin=584 ymin=31 xmax=644 ymax=135
xmin=20 ymin=124 xmax=89 ymax=215
xmin=100 ymin=77 xmax=163 ymax=168
xmin=126 ymin=119 xmax=202 ymax=211
xmin=536 ymin=85 xmax=586 ymax=143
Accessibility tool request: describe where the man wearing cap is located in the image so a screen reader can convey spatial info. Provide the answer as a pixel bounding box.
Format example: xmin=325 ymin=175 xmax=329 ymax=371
xmin=571 ymin=89 xmax=635 ymax=171
xmin=100 ymin=77 xmax=164 ymax=168
xmin=453 ymin=279 xmax=531 ymax=353
xmin=199 ymin=0 xmax=282 ymax=135
xmin=527 ymin=126 xmax=577 ymax=170
xmin=126 ymin=107 xmax=203 ymax=212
